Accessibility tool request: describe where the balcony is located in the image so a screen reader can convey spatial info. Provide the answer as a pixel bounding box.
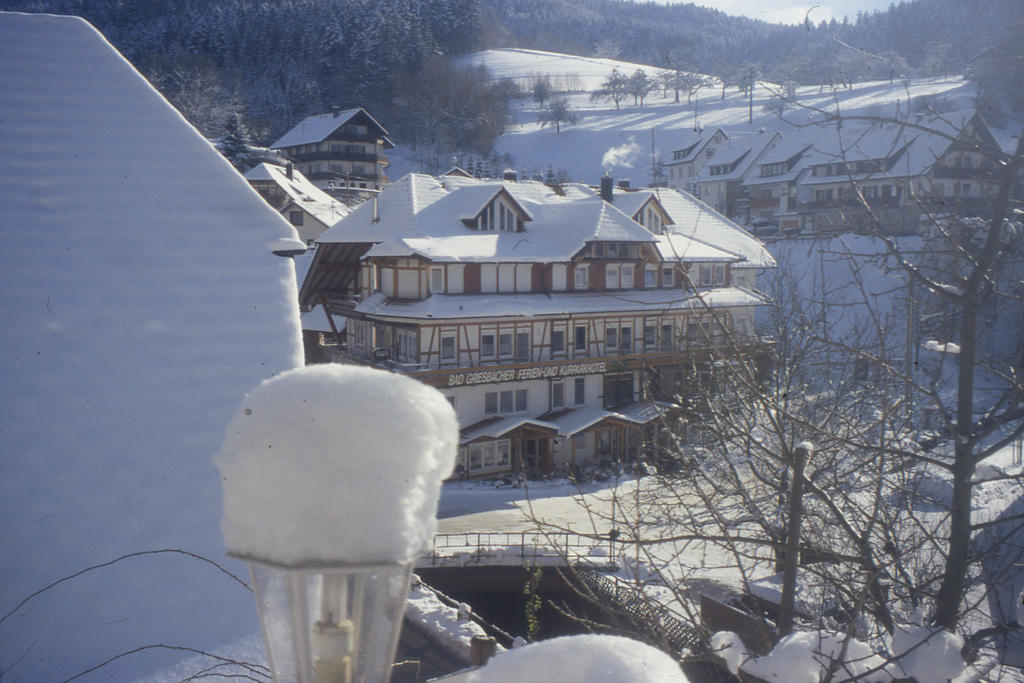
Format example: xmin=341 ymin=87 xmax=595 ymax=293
xmin=288 ymin=150 xmax=384 ymax=164
xmin=932 ymin=166 xmax=998 ymax=181
xmin=748 ymin=197 xmax=781 ymax=210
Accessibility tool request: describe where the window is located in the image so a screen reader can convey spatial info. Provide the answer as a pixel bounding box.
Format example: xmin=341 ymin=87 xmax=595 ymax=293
xmin=606 ymin=265 xmax=619 ymax=289
xmin=481 ymin=333 xmax=495 ymax=358
xmin=289 ymin=211 xmax=304 ymax=226
xmin=605 ymin=326 xmax=617 ymax=351
xmin=499 ymin=333 xmax=513 ymax=357
xmin=551 ymin=329 xmax=565 ymax=354
xmin=706 ymin=148 xmax=715 ymax=159
xmin=644 ymin=265 xmax=657 ymax=288
xmin=574 ymin=325 xmax=587 ymax=352
xmin=713 ymin=265 xmax=725 ymax=285
xmin=662 ymin=267 xmax=674 ymax=287
xmin=552 ymin=382 xmax=565 ymax=408
xmin=516 ymin=331 xmax=530 ymax=362
xmin=574 ymin=377 xmax=585 ymax=405
xmin=431 ymin=267 xmax=443 ymax=293
xmin=574 ymin=265 xmax=589 ymax=290
xmin=700 ymin=265 xmax=712 ymax=286
xmin=644 ymin=325 xmax=655 ymax=348
xmin=621 ymin=264 xmax=634 ymax=288
xmin=486 ymin=389 xmax=527 ymax=415
xmin=467 ymin=439 xmax=511 ymax=471
xmin=661 ymin=323 xmax=673 ymax=351
xmin=441 ymin=335 xmax=456 ymax=361
xmin=620 ymin=326 xmax=632 ymax=351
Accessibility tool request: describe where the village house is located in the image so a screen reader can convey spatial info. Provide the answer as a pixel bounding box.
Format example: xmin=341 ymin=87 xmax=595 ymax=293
xmin=300 ymin=173 xmax=773 ymax=479
xmin=671 ymin=110 xmax=1002 ymax=236
xmin=795 ymin=110 xmax=1002 ymax=234
xmin=245 ymin=161 xmax=350 ymax=243
xmin=270 ymin=106 xmax=394 ymax=201
xmin=738 ymin=137 xmax=813 ymax=233
xmin=663 ymin=127 xmax=731 ymax=195
xmin=693 ymin=131 xmax=780 ymax=217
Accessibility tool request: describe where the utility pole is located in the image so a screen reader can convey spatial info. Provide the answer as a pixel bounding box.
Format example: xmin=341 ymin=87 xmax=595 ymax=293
xmin=748 ymin=67 xmax=755 ymax=124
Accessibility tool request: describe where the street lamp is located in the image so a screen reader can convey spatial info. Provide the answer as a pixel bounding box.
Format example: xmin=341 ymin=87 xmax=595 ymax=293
xmin=216 ymin=364 xmax=458 ymax=682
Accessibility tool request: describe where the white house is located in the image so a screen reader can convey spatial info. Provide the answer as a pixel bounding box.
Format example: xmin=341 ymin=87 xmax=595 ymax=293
xmin=245 ymin=161 xmax=350 ymax=243
xmin=301 ymin=174 xmax=772 ymax=478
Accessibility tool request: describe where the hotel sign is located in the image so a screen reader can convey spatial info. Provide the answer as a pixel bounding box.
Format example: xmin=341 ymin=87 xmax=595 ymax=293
xmin=447 ymin=361 xmax=607 ymax=387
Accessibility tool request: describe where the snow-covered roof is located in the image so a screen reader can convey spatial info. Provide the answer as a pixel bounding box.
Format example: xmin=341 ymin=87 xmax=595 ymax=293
xmin=245 ymin=162 xmax=350 ymax=227
xmin=270 ymin=107 xmax=392 ymax=149
xmin=651 ymin=188 xmax=777 ymax=268
xmin=321 ymin=173 xmax=657 ymax=263
xmin=742 ymin=137 xmax=813 ymax=187
xmin=0 ymin=13 xmax=303 ymax=681
xmin=655 ymin=232 xmax=745 ymax=262
xmin=300 ymin=305 xmax=347 ymax=332
xmin=355 ymin=287 xmax=767 ymax=320
xmin=460 ymin=415 xmax=559 ymax=443
xmin=541 ymin=403 xmax=670 ymax=437
xmin=798 ymin=111 xmax=981 ymax=185
xmin=696 ymin=133 xmax=779 ymax=183
xmin=667 ymin=127 xmax=727 ymax=164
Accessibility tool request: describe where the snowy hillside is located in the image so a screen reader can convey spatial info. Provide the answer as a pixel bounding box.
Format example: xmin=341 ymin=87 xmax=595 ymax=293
xmin=398 ymin=48 xmax=979 ymax=188
xmin=455 ymin=47 xmax=699 ymax=92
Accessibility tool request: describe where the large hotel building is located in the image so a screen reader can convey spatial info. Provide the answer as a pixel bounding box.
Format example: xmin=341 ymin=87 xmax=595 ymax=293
xmin=300 ymin=172 xmax=774 ymax=478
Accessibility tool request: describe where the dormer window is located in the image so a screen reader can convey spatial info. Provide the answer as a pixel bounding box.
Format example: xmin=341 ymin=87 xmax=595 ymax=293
xmin=470 ymin=194 xmax=527 ymax=232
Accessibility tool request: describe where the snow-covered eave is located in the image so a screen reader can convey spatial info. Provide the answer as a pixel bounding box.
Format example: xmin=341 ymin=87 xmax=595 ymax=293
xmin=352 ymin=286 xmax=769 ymax=321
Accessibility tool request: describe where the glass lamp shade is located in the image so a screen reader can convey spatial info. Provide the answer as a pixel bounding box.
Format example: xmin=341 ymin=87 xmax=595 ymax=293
xmin=246 ymin=559 xmax=414 ymax=683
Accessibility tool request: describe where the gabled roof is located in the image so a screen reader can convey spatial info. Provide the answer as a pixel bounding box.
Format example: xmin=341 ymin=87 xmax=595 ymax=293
xmin=653 ymin=188 xmax=777 ymax=268
xmin=245 ymin=162 xmax=349 ymax=227
xmin=605 ymin=189 xmax=673 ymax=227
xmin=0 ymin=12 xmax=302 ymax=681
xmin=743 ymin=137 xmax=813 ymax=187
xmin=697 ymin=133 xmax=780 ymax=183
xmin=667 ymin=127 xmax=728 ymax=164
xmin=318 ymin=173 xmax=657 ymax=263
xmin=271 ymin=107 xmax=393 ymax=149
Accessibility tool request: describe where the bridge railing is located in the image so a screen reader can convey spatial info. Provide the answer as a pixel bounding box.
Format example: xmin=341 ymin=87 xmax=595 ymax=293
xmin=421 ymin=531 xmax=617 ymax=568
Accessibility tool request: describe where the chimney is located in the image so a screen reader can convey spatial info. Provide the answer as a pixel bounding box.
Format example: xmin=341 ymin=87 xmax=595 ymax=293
xmin=502 ymin=168 xmax=518 ymax=182
xmin=600 ymin=175 xmax=614 ymax=203
xmin=372 ymin=195 xmax=380 ymax=223
xmin=285 ymin=162 xmax=293 ymax=180
xmin=618 ymin=178 xmax=631 ymax=190
xmin=332 ymin=105 xmax=341 ymax=118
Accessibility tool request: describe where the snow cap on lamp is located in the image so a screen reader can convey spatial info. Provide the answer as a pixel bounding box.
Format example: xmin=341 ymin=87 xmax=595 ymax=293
xmin=216 ymin=364 xmax=458 ymax=566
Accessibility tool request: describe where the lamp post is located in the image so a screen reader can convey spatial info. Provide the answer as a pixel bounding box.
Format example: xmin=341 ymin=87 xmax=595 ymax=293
xmin=216 ymin=364 xmax=458 ymax=682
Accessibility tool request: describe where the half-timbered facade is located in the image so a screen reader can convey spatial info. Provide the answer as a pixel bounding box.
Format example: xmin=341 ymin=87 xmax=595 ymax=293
xmin=301 ymin=174 xmax=773 ymax=478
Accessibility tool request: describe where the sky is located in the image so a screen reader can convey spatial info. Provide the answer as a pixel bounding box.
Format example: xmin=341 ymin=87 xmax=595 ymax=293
xmin=679 ymin=0 xmax=897 ymax=25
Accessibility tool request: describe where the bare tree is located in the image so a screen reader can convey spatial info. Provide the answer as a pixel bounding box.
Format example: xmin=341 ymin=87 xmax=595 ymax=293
xmin=525 ymin=106 xmax=1024 ymax=679
xmin=591 ymin=69 xmax=629 ymax=110
xmin=538 ymin=96 xmax=578 ymax=133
